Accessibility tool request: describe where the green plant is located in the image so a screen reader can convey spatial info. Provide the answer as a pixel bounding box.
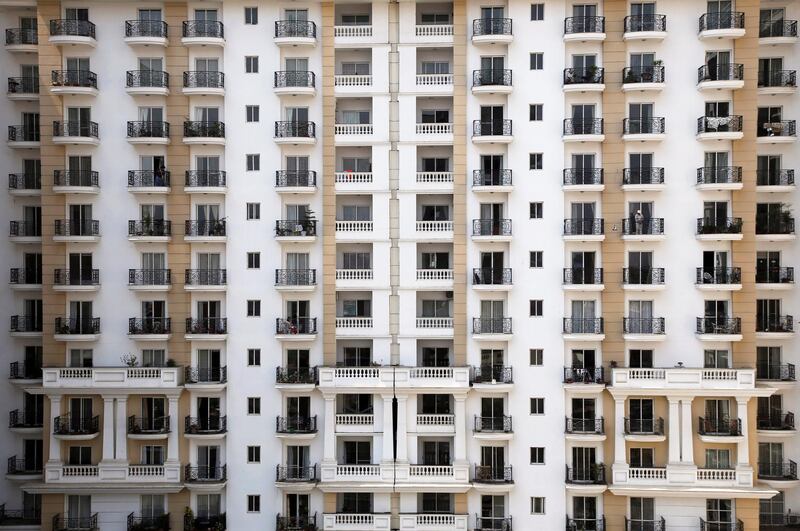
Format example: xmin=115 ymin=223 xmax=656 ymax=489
xmin=121 ymin=353 xmax=138 ymax=367
xmin=166 ymin=358 xmax=176 ymax=367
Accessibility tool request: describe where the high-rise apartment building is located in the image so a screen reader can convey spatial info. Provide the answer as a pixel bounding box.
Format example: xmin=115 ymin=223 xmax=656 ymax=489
xmin=0 ymin=0 xmax=798 ymax=530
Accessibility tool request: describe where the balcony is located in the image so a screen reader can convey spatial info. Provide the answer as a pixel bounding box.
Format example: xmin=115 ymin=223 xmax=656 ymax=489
xmin=473 ymin=415 xmax=512 ymax=438
xmin=53 ymin=170 xmax=99 ymax=194
xmin=699 ymin=12 xmax=745 ymax=39
xmin=563 ymin=168 xmax=604 ymax=191
xmin=181 ymin=20 xmax=224 ymax=46
xmin=184 ymin=417 xmax=227 ymax=439
xmin=564 ymin=367 xmax=605 ymax=385
xmin=274 ymin=20 xmax=317 ymax=46
xmin=612 ymin=367 xmax=757 ymax=392
xmin=758 ymin=120 xmax=797 ymax=144
xmin=696 ymin=217 xmax=743 ymax=240
xmin=334 ymin=74 xmax=373 ymax=92
xmin=274 ymin=121 xmax=316 ymax=144
xmin=128 ymin=269 xmax=171 ymax=292
xmin=621 ymin=168 xmax=664 ymax=192
xmin=472 ymin=268 xmax=512 ymax=291
xmin=128 ymin=220 xmax=171 ymax=242
xmin=9 ymin=316 xmax=41 ymax=336
xmin=696 ymin=267 xmax=742 ymax=291
xmin=125 ymin=70 xmax=170 ymax=96
xmin=7 ymin=125 xmax=39 ymax=149
xmin=757 ymin=409 xmax=795 ymax=433
xmin=52 ymin=121 xmax=99 ymax=145
xmin=182 ymin=121 xmax=225 ymax=145
xmin=760 ymin=19 xmax=798 ymax=44
xmin=42 ymin=366 xmax=181 ymax=391
xmin=185 ymin=170 xmax=226 ymax=193
xmin=697 ymin=64 xmax=744 ymax=90
xmin=472 ymin=219 xmax=511 ymax=241
xmin=276 ymin=416 xmax=317 ymax=437
xmin=563 ymin=268 xmax=604 ymax=291
xmin=274 ymin=269 xmax=317 ymax=292
xmin=0 ymin=505 xmax=39 ymax=526
xmin=9 ymin=361 xmax=42 ymax=382
xmin=127 ymin=121 xmax=170 ymax=145
xmin=184 ymin=513 xmax=226 ymax=531
xmin=757 ymin=216 xmax=795 ymax=240
xmin=626 ymin=518 xmax=665 ymax=531
xmin=759 ymin=70 xmax=797 ymax=96
xmin=415 ymin=122 xmax=453 ymax=143
xmin=621 ymin=218 xmax=665 ymax=241
xmin=275 ymin=220 xmax=317 ymax=241
xmin=127 ymin=513 xmax=170 ymax=531
xmin=335 ymin=413 xmax=373 ymax=431
xmin=563 ymin=67 xmax=605 ymax=92
xmin=185 ymin=220 xmax=226 ymax=242
xmin=696 ymin=166 xmax=742 ymax=191
xmin=5 ymin=27 xmax=37 ymax=52
xmin=274 ymin=71 xmax=316 ymax=96
xmin=7 ymin=456 xmax=42 ymax=479
xmin=471 ymin=18 xmax=512 ymax=45
xmin=696 ymin=115 xmax=743 ymax=141
xmin=183 ymin=72 xmax=224 ymax=99
xmin=472 ymin=317 xmax=512 ymax=338
xmin=53 ymin=268 xmax=100 ymax=292
xmin=624 ymin=417 xmax=665 ymax=441
xmin=9 ymin=408 xmax=42 ymax=432
xmin=49 ymin=19 xmax=96 ymax=47
xmin=185 ymin=366 xmax=227 ymax=387
xmin=472 ymin=366 xmax=513 ymax=387
xmin=472 ymin=69 xmax=512 ymax=95
xmin=622 ymin=66 xmax=665 ymax=91
xmin=128 ymin=317 xmax=171 ymax=340
xmin=565 ymin=417 xmax=604 ymax=438
xmin=563 ymin=318 xmax=605 ymax=340
xmin=623 ymin=317 xmax=666 ymax=341
xmin=9 ymin=267 xmax=41 ymax=290
xmin=51 ymin=69 xmax=97 ymax=96
xmin=622 ymin=118 xmax=666 ymax=142
xmin=335 ymin=220 xmax=374 ymax=241
xmin=184 ymin=464 xmax=226 ymax=482
xmin=185 ymin=318 xmax=227 ymax=339
xmin=696 ymin=317 xmax=742 ymax=340
xmin=127 ymin=415 xmax=170 ymax=438
xmin=124 ymin=19 xmax=168 ymax=46
xmin=698 ymin=417 xmax=742 ymax=440
xmin=8 ymin=173 xmax=40 ymax=196
xmin=276 ymin=170 xmax=316 ymax=192
xmin=623 ymin=268 xmax=665 ymax=290
xmin=475 ymin=517 xmax=512 ymax=531
xmin=756 ymin=267 xmax=794 ymax=289
xmin=54 ymin=317 xmax=100 ymax=340
xmin=563 ymin=219 xmax=604 ymax=241
xmin=7 ymin=76 xmax=39 ymax=100
xmin=757 ymin=363 xmax=795 ymax=382
xmin=318 ymin=366 xmax=469 ymax=392
xmin=760 ymin=461 xmax=799 ymax=485
xmin=53 ymin=514 xmax=99 ymax=531
xmin=563 ymin=118 xmax=604 ymax=142
xmin=756 ymin=315 xmax=794 ymax=337
xmin=323 ymin=514 xmax=390 ymax=531
xmin=474 ymin=465 xmax=513 ymax=485
xmin=564 ymin=16 xmax=606 ymax=41
xmin=276 ymin=317 xmax=317 ymax=339
xmin=472 ymin=170 xmax=512 ymax=193
xmin=624 ymin=14 xmax=667 ymax=38
xmin=276 ymin=514 xmax=316 ymax=531
xmin=128 ymin=170 xmax=170 ymax=193
xmin=565 ymin=464 xmax=606 ymax=487
xmin=472 ymin=120 xmax=512 ymax=143
xmin=276 ymin=464 xmax=317 ymax=483
xmin=53 ymin=414 xmax=100 ymax=438
xmin=276 ymin=367 xmax=317 ymax=386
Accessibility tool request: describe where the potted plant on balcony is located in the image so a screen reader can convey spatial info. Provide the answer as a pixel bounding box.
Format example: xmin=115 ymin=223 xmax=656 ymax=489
xmin=302 ymin=208 xmax=316 ymax=237
xmin=121 ymin=353 xmax=138 ymax=367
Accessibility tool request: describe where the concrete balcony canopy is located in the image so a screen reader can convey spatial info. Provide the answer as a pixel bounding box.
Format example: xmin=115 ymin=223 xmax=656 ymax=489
xmin=317 ymin=366 xmax=469 ymax=392
xmin=42 ymin=367 xmax=182 ymax=393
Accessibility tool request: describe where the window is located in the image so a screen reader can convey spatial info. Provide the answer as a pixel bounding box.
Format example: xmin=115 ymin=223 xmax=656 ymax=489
xmin=244 ymin=7 xmax=258 ymax=24
xmin=531 ymin=497 xmax=545 ymax=514
xmin=247 ymin=397 xmax=261 ymax=415
xmin=247 ymin=446 xmax=261 ymax=462
xmin=246 ymin=203 xmax=260 ymax=220
xmin=246 ymin=154 xmax=260 ymax=171
xmin=247 ymin=495 xmax=260 ymax=513
xmin=247 ymin=348 xmax=261 ymax=366
xmin=530 ymin=251 xmax=543 ymax=268
xmin=530 ymin=447 xmax=545 ymax=464
xmin=530 ymin=397 xmax=544 ymax=414
xmin=530 ymin=300 xmax=543 ymax=316
xmin=530 ymin=348 xmax=543 ymax=366
xmin=245 ymin=56 xmax=259 ymax=73
xmin=246 ymin=105 xmax=260 ymax=123
xmin=530 ymin=53 xmax=543 ymax=70
xmin=531 ymin=3 xmax=544 ymax=20
xmin=247 ymin=300 xmax=261 ymax=317
xmin=247 ymin=252 xmax=260 ymax=269
xmin=530 ymin=202 xmax=543 ymax=218
xmin=530 ymin=153 xmax=543 ymax=170
xmin=530 ymin=104 xmax=543 ymax=121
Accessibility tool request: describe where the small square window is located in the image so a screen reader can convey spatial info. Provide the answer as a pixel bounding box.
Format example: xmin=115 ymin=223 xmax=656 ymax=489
xmin=530 ymin=300 xmax=543 ymax=316
xmin=530 ymin=348 xmax=544 ymax=366
xmin=531 ymin=4 xmax=544 ymax=20
xmin=246 ymin=203 xmax=261 ymax=220
xmin=530 ymin=447 xmax=545 ymax=464
xmin=244 ymin=7 xmax=258 ymax=24
xmin=247 ymin=348 xmax=261 ymax=366
xmin=530 ymin=397 xmax=544 ymax=414
xmin=247 ymin=252 xmax=261 ymax=269
xmin=245 ymin=56 xmax=259 ymax=73
xmin=529 ymin=251 xmax=543 ymax=268
xmin=247 ymin=154 xmax=260 ymax=171
xmin=531 ymin=497 xmax=545 ymax=514
xmin=247 ymin=300 xmax=261 ymax=317
xmin=529 ymin=104 xmax=543 ymax=121
xmin=529 ymin=153 xmax=543 ymax=170
xmin=530 ymin=202 xmax=543 ymax=219
xmin=530 ymin=53 xmax=543 ymax=70
xmin=247 ymin=397 xmax=261 ymax=415
xmin=247 ymin=445 xmax=261 ymax=462
xmin=247 ymin=495 xmax=260 ymax=513
xmin=246 ymin=105 xmax=260 ymax=123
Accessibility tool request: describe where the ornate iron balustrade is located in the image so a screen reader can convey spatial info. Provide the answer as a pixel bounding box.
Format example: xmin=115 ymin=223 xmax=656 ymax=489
xmin=49 ymin=19 xmax=95 ymax=38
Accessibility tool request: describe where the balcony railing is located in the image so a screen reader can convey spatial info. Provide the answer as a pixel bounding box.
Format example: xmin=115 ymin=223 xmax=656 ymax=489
xmin=53 ymin=170 xmax=98 ymax=188
xmin=563 ymin=168 xmax=603 ymax=186
xmin=623 ymin=267 xmax=665 ymax=285
xmin=276 ymin=415 xmax=317 ymax=434
xmin=276 ymin=367 xmax=317 ymax=385
xmin=625 ymin=517 xmax=665 ymax=531
xmin=475 ymin=516 xmax=512 ymax=531
xmin=54 ymin=219 xmax=99 ymax=237
xmin=563 ymin=67 xmax=604 ymax=85
xmin=7 ymin=76 xmax=39 ymax=95
xmin=7 ymin=457 xmax=41 ymax=475
xmin=757 ymin=169 xmax=795 ymax=187
xmin=565 ymin=417 xmax=604 ymax=435
xmin=128 ymin=317 xmax=171 ymax=335
xmin=623 ymin=318 xmax=665 ymax=335
xmin=623 ymin=118 xmax=665 ymax=135
xmin=474 ymin=465 xmax=513 ymax=483
xmin=756 ymin=216 xmax=795 ymax=235
xmin=474 ymin=415 xmax=512 ymax=433
xmin=622 ymin=218 xmax=664 ymax=236
xmin=697 ymin=166 xmax=742 ymax=185
xmin=128 ymin=221 xmax=171 ymax=240
xmin=274 ymin=20 xmax=317 ymax=38
xmin=0 ymin=504 xmax=40 ymax=526
xmin=473 ymin=69 xmax=512 ymax=87
xmin=8 ymin=173 xmax=40 ymax=191
xmin=5 ymin=28 xmax=37 ymax=45
xmin=125 ymin=70 xmax=169 ymax=90
xmin=275 ymin=121 xmax=315 ymax=138
xmin=184 ymin=170 xmax=226 ymax=189
xmin=696 ymin=317 xmax=741 ymax=335
xmin=473 ymin=119 xmax=512 ymax=136
xmin=757 ymin=409 xmax=795 ymax=430
xmin=53 ymin=514 xmax=98 ymax=531
xmin=276 ymin=219 xmax=317 ymax=237
xmin=624 ymin=14 xmax=666 ymax=32
xmin=55 ymin=317 xmax=100 ymax=335
xmin=756 ymin=315 xmax=794 ymax=333
xmin=699 ymin=12 xmax=745 ymax=31
xmin=472 ymin=18 xmax=512 ymax=36
xmin=698 ymin=64 xmax=744 ymax=83
xmin=9 ymin=408 xmax=43 ymax=429
xmin=53 ymin=121 xmax=99 ymax=139
xmin=759 ymin=70 xmax=796 ymax=88
xmin=185 ymin=318 xmax=227 ymax=335
xmin=53 ymin=414 xmax=99 ymax=436
xmin=184 ymin=464 xmax=226 ymax=482
xmin=9 ymin=316 xmax=41 ymax=333
xmin=185 ymin=269 xmax=227 ymax=287
xmin=564 ymin=118 xmax=604 ymax=135
xmin=127 ymin=513 xmax=169 ymax=531
xmin=274 ymin=70 xmax=315 ymax=88
xmin=51 ymin=70 xmax=96 ymax=88
xmin=276 ymin=317 xmax=317 ymax=335
xmin=757 ymin=363 xmax=796 ymax=381
xmin=53 ymin=268 xmax=99 ymax=287
xmin=697 ymin=115 xmax=743 ymax=134
xmin=9 ymin=361 xmax=41 ymax=380
xmin=128 ymin=269 xmax=171 ymax=287
xmin=564 ymin=218 xmax=604 ymax=236
xmin=127 ymin=415 xmax=170 ymax=434
xmin=183 ymin=71 xmax=224 ymax=90
xmin=125 ymin=19 xmax=168 ymax=38
xmin=184 ymin=513 xmax=225 ymax=531
xmin=565 ymin=464 xmax=605 ymax=484
xmin=696 ymin=267 xmax=741 ymax=285
xmin=127 ymin=121 xmax=169 ymax=139
xmin=183 ymin=366 xmax=225 ymax=386
xmin=563 ymin=268 xmax=603 ymax=285
xmin=563 ymin=318 xmax=604 ymax=334
xmin=624 ymin=417 xmax=664 ymax=435
xmin=7 ymin=125 xmax=39 ymax=142
xmin=184 ymin=416 xmax=227 ymax=435
xmin=472 ymin=317 xmax=512 ymax=334
xmin=759 ymin=461 xmax=797 ymax=480
xmin=473 ymin=268 xmax=512 ymax=286
xmin=472 ymin=218 xmax=511 ymax=237
xmin=622 ymin=66 xmax=665 ymax=85
xmin=759 ymin=120 xmax=797 ymax=138
xmin=472 ymin=366 xmax=513 ymax=384
xmin=276 ymin=170 xmax=316 ymax=188
xmin=760 ymin=19 xmax=798 ymax=38
xmin=623 ymin=168 xmax=664 ymax=186
xmin=698 ymin=417 xmax=742 ymax=436
xmin=756 ymin=266 xmax=794 ymax=285
xmin=564 ymin=16 xmax=605 ymax=33
xmin=182 ymin=20 xmax=223 ymax=39
xmin=276 ymin=514 xmax=316 ymax=531
xmin=696 ymin=217 xmax=742 ymax=235
xmin=276 ymin=464 xmax=317 ymax=482
xmin=563 ymin=367 xmax=604 ymax=384
xmin=185 ymin=220 xmax=226 ymax=237
xmin=128 ymin=170 xmax=170 ymax=188
xmin=183 ymin=121 xmax=225 ymax=138
xmin=10 ymin=268 xmax=41 ymax=285
xmin=473 ymin=169 xmax=512 ymax=187
xmin=49 ymin=19 xmax=96 ymax=38
xmin=275 ymin=269 xmax=316 ymax=287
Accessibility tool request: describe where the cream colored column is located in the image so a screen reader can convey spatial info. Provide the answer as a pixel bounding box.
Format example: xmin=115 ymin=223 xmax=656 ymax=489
xmin=667 ymin=398 xmax=680 ymax=464
xmin=382 ymin=395 xmax=394 ymax=460
xmin=321 ymin=2 xmax=336 ymax=365
xmin=115 ymin=397 xmax=127 ymax=461
xmin=454 ymin=395 xmax=466 ymax=461
xmin=680 ymin=399 xmax=694 ymax=464
xmin=323 ymin=395 xmax=336 ymax=462
xmin=737 ymin=398 xmax=750 ymax=466
xmin=47 ymin=396 xmax=61 ymax=463
xmin=166 ymin=396 xmax=179 ymax=462
xmin=101 ymin=396 xmax=115 ymax=461
xmin=396 ymin=395 xmax=408 ymax=462
xmin=613 ymin=399 xmax=625 ymax=463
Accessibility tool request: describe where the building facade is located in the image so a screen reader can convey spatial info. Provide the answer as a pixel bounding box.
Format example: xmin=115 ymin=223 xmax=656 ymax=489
xmin=0 ymin=0 xmax=797 ymax=530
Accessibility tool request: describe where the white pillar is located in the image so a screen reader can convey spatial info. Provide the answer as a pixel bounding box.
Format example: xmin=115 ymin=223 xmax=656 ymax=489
xmin=737 ymin=398 xmax=749 ymax=466
xmin=323 ymin=395 xmax=336 ymax=462
xmin=166 ymin=396 xmax=180 ymax=463
xmin=454 ymin=395 xmax=466 ymax=462
xmin=614 ymin=399 xmax=626 ymax=464
xmin=396 ymin=395 xmax=408 ymax=462
xmin=382 ymin=395 xmax=394 ymax=461
xmin=115 ymin=397 xmax=127 ymax=461
xmin=680 ymin=399 xmax=694 ymax=464
xmin=48 ymin=396 xmax=62 ymax=463
xmin=668 ymin=398 xmax=681 ymax=464
xmin=101 ymin=396 xmax=115 ymax=462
